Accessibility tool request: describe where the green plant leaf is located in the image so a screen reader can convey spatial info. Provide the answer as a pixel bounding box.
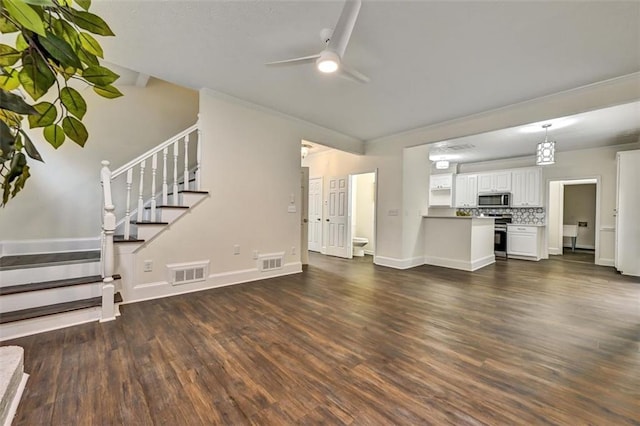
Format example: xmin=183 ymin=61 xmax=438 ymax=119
xmin=77 ymin=48 xmax=99 ymax=67
xmin=68 ymin=10 xmax=115 ymax=36
xmin=93 ymin=84 xmax=123 ymax=99
xmin=0 ymin=44 xmax=21 ymax=67
xmin=62 ymin=116 xmax=87 ymax=147
xmin=0 ymin=90 xmax=38 ymax=115
xmin=18 ymin=53 xmax=56 ymax=100
xmin=43 ymin=124 xmax=65 ymax=148
xmin=3 ymin=0 xmax=46 ymax=37
xmin=0 ymin=16 xmax=20 ymax=34
xmin=79 ymin=32 xmax=103 ymax=58
xmin=10 ymin=163 xmax=30 ymax=199
xmin=0 ymin=120 xmax=16 ymax=157
xmin=60 ymin=87 xmax=86 ymax=119
xmin=0 ymin=68 xmax=20 ymax=91
xmin=0 ymin=108 xmax=23 ymax=128
xmin=19 ymin=129 xmax=44 ymax=162
xmin=38 ymin=32 xmax=82 ymax=69
xmin=82 ymin=65 xmax=119 ymax=86
xmin=27 ymin=101 xmax=57 ymax=128
xmin=15 ymin=33 xmax=29 ymax=51
xmin=52 ymin=19 xmax=80 ymax=50
xmin=21 ymin=0 xmax=56 ymax=5
xmin=76 ymin=0 xmax=92 ymax=11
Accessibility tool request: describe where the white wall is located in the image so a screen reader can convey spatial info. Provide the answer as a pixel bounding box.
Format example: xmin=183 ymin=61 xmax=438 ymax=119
xmin=564 ymin=184 xmax=596 ymax=249
xmin=353 ymin=173 xmax=375 ymax=254
xmin=0 ymin=78 xmax=199 ymax=247
xmin=121 ymin=89 xmax=363 ymax=301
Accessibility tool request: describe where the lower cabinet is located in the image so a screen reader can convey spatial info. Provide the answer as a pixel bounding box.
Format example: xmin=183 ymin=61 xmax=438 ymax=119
xmin=507 ymin=225 xmax=542 ymax=260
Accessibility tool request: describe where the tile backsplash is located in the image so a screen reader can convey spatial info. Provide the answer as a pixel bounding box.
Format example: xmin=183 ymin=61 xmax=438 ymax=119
xmin=458 ymin=207 xmax=546 ymax=225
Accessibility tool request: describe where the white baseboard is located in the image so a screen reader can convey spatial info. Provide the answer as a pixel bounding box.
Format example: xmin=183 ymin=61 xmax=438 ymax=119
xmin=374 ymin=256 xmax=424 ymax=270
xmin=597 ymin=258 xmax=614 ymax=267
xmin=364 ymin=249 xmax=375 ymax=256
xmin=548 ymin=247 xmax=562 ymax=255
xmin=0 ymin=237 xmax=100 ymax=257
xmin=423 ymin=254 xmax=495 ymax=272
xmin=123 ymin=262 xmax=303 ymax=304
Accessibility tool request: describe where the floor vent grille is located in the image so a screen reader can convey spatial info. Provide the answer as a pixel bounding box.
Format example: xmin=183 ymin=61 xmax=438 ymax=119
xmin=167 ymin=261 xmax=209 ymax=286
xmin=258 ymin=253 xmax=284 ymax=272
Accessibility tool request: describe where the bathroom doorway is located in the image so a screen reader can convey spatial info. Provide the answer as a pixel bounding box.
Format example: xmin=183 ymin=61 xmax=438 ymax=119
xmin=349 ymin=172 xmax=376 ymax=259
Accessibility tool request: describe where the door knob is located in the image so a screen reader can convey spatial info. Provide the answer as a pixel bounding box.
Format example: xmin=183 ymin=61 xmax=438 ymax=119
xmin=326 ymin=219 xmax=330 ymax=222
xmin=317 ymin=218 xmax=321 ymax=221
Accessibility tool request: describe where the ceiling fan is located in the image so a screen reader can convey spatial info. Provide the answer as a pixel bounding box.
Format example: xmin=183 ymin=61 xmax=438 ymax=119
xmin=265 ymin=0 xmax=369 ymax=83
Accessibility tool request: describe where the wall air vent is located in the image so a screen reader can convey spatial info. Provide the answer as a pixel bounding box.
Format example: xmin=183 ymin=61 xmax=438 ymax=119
xmin=258 ymin=253 xmax=285 ymax=272
xmin=167 ymin=260 xmax=210 ymax=286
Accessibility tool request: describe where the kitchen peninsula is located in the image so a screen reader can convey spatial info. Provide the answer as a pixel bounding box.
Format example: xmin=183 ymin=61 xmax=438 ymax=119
xmin=422 ymin=215 xmax=495 ymax=271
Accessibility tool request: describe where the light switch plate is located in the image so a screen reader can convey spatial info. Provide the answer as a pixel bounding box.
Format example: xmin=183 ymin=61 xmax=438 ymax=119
xmin=288 ymin=205 xmax=297 ymax=213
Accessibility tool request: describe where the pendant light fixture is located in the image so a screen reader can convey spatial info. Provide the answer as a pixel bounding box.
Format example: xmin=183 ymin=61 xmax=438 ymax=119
xmin=536 ymin=123 xmax=555 ymax=165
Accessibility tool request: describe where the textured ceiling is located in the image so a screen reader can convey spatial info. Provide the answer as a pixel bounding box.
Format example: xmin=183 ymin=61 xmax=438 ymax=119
xmin=93 ymin=1 xmax=640 ymax=142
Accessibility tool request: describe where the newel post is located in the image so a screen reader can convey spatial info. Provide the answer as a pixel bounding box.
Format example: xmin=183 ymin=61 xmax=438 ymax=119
xmin=100 ymin=161 xmax=116 ymax=322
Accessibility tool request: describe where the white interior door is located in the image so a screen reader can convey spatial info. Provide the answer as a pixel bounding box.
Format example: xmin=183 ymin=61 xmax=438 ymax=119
xmin=308 ymin=177 xmax=322 ymax=252
xmin=326 ymin=176 xmax=352 ymax=258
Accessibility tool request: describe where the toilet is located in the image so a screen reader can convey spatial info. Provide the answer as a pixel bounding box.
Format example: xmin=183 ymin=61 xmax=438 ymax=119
xmin=352 ymin=237 xmax=369 ymax=257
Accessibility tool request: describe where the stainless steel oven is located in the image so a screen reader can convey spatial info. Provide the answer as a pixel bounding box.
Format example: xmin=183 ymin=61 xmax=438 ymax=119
xmin=488 ymin=214 xmax=512 ymax=258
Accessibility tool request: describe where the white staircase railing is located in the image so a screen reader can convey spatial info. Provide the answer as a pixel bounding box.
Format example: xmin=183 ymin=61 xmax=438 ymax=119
xmin=99 ymin=122 xmax=201 ymax=318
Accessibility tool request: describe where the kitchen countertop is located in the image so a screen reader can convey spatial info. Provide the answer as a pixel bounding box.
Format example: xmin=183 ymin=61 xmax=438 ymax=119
xmin=509 ymin=223 xmax=546 ymax=227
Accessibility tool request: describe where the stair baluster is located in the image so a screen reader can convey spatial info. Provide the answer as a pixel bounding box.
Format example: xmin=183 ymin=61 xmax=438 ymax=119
xmin=183 ymin=134 xmax=190 ymax=191
xmin=173 ymin=140 xmax=179 ymax=205
xmin=162 ymin=147 xmax=169 ymax=205
xmin=124 ymin=169 xmax=133 ymax=239
xmin=137 ymin=160 xmax=146 ymax=223
xmin=151 ymin=153 xmax=158 ymax=221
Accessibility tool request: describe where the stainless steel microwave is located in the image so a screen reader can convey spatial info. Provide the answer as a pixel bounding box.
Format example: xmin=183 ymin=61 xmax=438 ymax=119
xmin=478 ymin=193 xmax=510 ymax=208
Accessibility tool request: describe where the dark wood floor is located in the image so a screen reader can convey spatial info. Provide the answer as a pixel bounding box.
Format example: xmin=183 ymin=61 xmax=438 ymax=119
xmin=6 ymin=253 xmax=640 ymax=425
xmin=554 ymin=248 xmax=596 ymax=264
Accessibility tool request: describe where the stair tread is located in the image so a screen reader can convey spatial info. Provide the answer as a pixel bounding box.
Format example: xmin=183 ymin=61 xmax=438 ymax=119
xmin=144 ymin=205 xmax=189 ymax=210
xmin=0 ymin=292 xmax=122 ymax=325
xmin=0 ymin=251 xmax=100 ymax=271
xmin=130 ymin=221 xmax=169 ymax=225
xmin=167 ymin=190 xmax=209 ymax=196
xmin=0 ymin=274 xmax=122 ymax=296
xmin=114 ymin=236 xmax=145 ymax=243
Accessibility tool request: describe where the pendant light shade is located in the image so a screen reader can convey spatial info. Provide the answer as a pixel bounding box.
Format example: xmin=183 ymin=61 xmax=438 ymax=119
xmin=536 ymin=124 xmax=555 ymax=165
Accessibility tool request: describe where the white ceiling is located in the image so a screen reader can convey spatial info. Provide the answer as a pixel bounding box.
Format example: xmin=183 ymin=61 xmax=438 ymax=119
xmin=427 ymin=101 xmax=640 ymax=164
xmin=92 ymin=0 xmax=640 ymax=143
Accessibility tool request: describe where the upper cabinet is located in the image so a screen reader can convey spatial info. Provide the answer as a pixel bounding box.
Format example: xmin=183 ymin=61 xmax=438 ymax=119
xmin=511 ymin=167 xmax=542 ymax=207
xmin=477 ymin=171 xmax=511 ymax=193
xmin=454 ymin=174 xmax=478 ymax=208
xmin=429 ymin=173 xmax=453 ymax=207
xmin=430 ymin=173 xmax=453 ymax=190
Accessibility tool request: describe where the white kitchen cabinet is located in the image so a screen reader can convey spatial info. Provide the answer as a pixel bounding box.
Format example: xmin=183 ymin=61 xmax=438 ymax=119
xmin=454 ymin=174 xmax=478 ymax=208
xmin=429 ymin=173 xmax=453 ymax=207
xmin=507 ymin=225 xmax=542 ymax=260
xmin=478 ymin=171 xmax=511 ymax=193
xmin=430 ymin=173 xmax=453 ymax=190
xmin=511 ymin=167 xmax=542 ymax=207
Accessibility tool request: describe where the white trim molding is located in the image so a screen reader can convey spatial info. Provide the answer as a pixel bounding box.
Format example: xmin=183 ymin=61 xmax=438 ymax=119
xmin=123 ymin=261 xmax=302 ymax=304
xmin=374 ymin=256 xmax=424 ymax=270
xmin=423 ymin=254 xmax=495 ymax=272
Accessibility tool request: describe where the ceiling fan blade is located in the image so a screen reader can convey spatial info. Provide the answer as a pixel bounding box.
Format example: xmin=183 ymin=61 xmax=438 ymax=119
xmin=327 ymin=0 xmax=362 ymax=58
xmin=340 ymin=64 xmax=370 ymax=84
xmin=265 ymin=54 xmax=321 ymax=67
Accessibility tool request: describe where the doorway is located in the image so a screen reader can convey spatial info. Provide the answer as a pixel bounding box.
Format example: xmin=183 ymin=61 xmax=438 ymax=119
xmin=547 ymin=178 xmax=599 ymax=264
xmin=306 ymin=171 xmax=377 ymax=260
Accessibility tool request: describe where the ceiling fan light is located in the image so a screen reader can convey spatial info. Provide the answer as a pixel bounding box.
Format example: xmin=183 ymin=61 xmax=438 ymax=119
xmin=316 ymin=51 xmax=340 ymax=73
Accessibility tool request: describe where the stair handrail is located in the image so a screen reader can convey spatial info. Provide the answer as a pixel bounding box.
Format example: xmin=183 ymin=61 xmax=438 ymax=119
xmin=111 ymin=123 xmax=198 ymax=179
